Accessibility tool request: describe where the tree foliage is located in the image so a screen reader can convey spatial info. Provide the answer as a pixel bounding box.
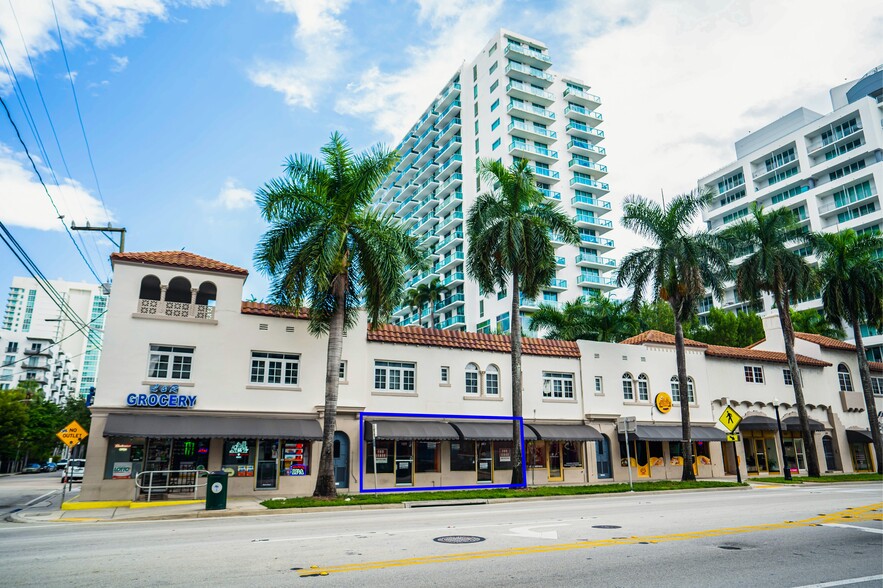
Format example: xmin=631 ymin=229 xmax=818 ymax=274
xmin=688 ymin=308 xmax=765 ymax=347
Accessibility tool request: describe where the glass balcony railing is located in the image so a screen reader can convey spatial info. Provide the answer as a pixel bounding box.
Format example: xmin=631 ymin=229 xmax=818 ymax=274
xmin=579 ymin=233 xmax=614 ymax=248
xmin=564 ymin=104 xmax=603 ymax=120
xmin=570 ymin=175 xmax=609 ymax=190
xmin=566 ymin=121 xmax=605 ymax=138
xmin=506 ymin=80 xmax=555 ymax=101
xmin=436 ymin=314 xmax=466 ymax=329
xmin=510 ymin=142 xmax=558 ymax=159
xmin=572 ymin=194 xmax=611 ymax=209
xmin=563 ymin=87 xmax=602 ymax=104
xmin=539 ymin=188 xmax=561 ymax=200
xmin=505 ymin=61 xmax=553 ymax=83
xmin=575 ymin=253 xmax=616 ymax=267
xmin=568 ymin=158 xmax=607 ymax=173
xmin=441 ymin=273 xmax=465 ymax=287
xmin=567 ymin=139 xmax=606 ymax=156
xmin=579 ymin=274 xmax=616 ymax=286
xmin=505 ymin=42 xmax=552 ymax=64
xmin=508 ymin=120 xmax=557 ymax=139
xmin=575 ymin=214 xmax=613 ymax=228
xmin=548 ymin=278 xmax=567 ymax=288
xmin=507 ymin=102 xmax=555 ymax=120
xmin=530 ymin=166 xmax=559 ymax=179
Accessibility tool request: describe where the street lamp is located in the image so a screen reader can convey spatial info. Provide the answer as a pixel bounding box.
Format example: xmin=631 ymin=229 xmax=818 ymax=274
xmin=773 ymin=398 xmax=792 ymax=481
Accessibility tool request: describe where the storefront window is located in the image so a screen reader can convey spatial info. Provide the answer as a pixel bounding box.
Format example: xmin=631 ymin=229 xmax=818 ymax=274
xmin=281 ymin=440 xmax=310 ymax=476
xmin=693 ymin=441 xmax=711 ymax=465
xmin=416 ymin=441 xmax=440 ymax=473
xmin=365 ymin=439 xmax=394 ymax=473
xmin=494 ymin=441 xmax=514 ymax=470
xmin=103 ymin=439 xmax=144 ymax=479
xmin=223 ymin=439 xmax=256 ymax=477
xmin=783 ymin=435 xmax=806 ymax=471
xmin=173 ymin=439 xmax=210 ymax=471
xmin=562 ymin=441 xmax=582 ymax=468
xmin=648 ymin=441 xmax=664 ymax=467
xmin=450 ymin=441 xmax=476 ymax=471
xmin=527 ymin=441 xmax=546 ymax=468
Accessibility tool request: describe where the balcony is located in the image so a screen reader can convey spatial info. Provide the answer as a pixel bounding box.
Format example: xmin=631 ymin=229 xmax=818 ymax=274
xmin=807 ymin=124 xmax=863 ymax=155
xmin=436 ymin=212 xmax=464 ymax=236
xmin=563 ymin=104 xmax=603 ymax=126
xmin=579 ymin=233 xmax=615 ymax=251
xmin=565 ymin=121 xmax=605 ymax=141
xmin=437 ymin=154 xmax=462 ymax=180
xmin=413 ymin=192 xmax=439 ymax=217
xmin=441 ymin=272 xmax=465 ymax=288
xmin=504 ymin=42 xmax=552 ymax=69
xmin=414 ymin=142 xmax=439 ymax=168
xmin=436 ymin=190 xmax=463 ymax=216
xmin=437 ymin=100 xmax=461 ymax=127
xmin=399 ymin=149 xmax=418 ymax=168
xmin=575 ymin=253 xmax=617 ymax=270
xmin=506 ymin=80 xmax=555 ymax=106
xmin=563 ymin=86 xmax=601 ymax=108
xmin=435 ymin=251 xmax=465 ymax=274
xmin=436 ymin=135 xmax=462 ymax=162
xmin=571 ymin=193 xmax=611 ymax=213
xmin=437 ymin=173 xmax=463 ymax=198
xmin=507 ymin=101 xmax=555 ymax=125
xmin=568 ymin=157 xmax=608 ymax=177
xmin=412 ymin=214 xmax=439 ymax=235
xmin=577 ymin=274 xmax=617 ymax=289
xmin=570 ymin=175 xmax=610 ymax=194
xmin=566 ymin=139 xmax=606 ymax=160
xmin=505 ymin=61 xmax=554 ymax=87
xmin=574 ymin=213 xmax=614 ymax=232
xmin=414 ymin=160 xmax=439 ymax=184
xmin=818 ymin=191 xmax=878 ymax=217
xmin=509 ymin=142 xmax=558 ymax=164
xmin=529 ymin=166 xmax=560 ymax=183
xmin=508 ymin=120 xmax=557 ymax=142
xmin=437 ymin=117 xmax=461 ymax=143
xmin=395 ymin=196 xmax=417 ymax=217
xmin=418 ymin=230 xmax=438 ymax=249
xmin=24 ymin=347 xmax=53 ymax=357
xmin=436 ymin=314 xmax=467 ymax=330
xmin=436 ymin=230 xmax=464 ymax=254
xmin=556 ymin=256 xmax=566 ymax=268
xmin=751 ymin=154 xmax=797 ymax=181
xmin=437 ymin=83 xmax=461 ymax=110
xmin=136 ymin=299 xmax=216 ymax=321
xmin=414 ymin=177 xmax=439 ymax=200
xmin=434 ymin=293 xmax=465 ymax=314
xmin=546 ymin=278 xmax=568 ymax=291
xmin=415 ymin=110 xmax=437 ymax=135
xmin=539 ymin=188 xmax=561 ymax=201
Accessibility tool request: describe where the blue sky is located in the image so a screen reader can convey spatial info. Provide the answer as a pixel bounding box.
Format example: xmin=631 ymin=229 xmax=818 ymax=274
xmin=1 ymin=0 xmax=880 ymax=300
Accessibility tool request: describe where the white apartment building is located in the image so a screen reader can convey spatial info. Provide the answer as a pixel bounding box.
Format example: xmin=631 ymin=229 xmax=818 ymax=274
xmin=699 ymin=66 xmax=883 ymax=360
xmin=0 ymin=330 xmax=79 ymax=401
xmin=372 ymin=30 xmax=615 ymax=334
xmin=79 ymin=251 xmax=881 ymax=501
xmin=2 ymin=277 xmax=107 ymax=399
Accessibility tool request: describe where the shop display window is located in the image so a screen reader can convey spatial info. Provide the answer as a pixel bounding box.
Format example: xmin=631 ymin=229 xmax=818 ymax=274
xmin=494 ymin=441 xmax=514 ymax=470
xmin=562 ymin=441 xmax=582 ymax=468
xmin=527 ymin=440 xmax=546 ymax=468
xmin=223 ymin=439 xmax=255 ymax=477
xmin=416 ymin=441 xmax=440 ymax=473
xmin=365 ymin=439 xmax=394 ymax=473
xmin=103 ymin=439 xmax=144 ymax=479
xmin=280 ymin=440 xmax=310 ymax=476
xmin=450 ymin=441 xmax=476 ymax=471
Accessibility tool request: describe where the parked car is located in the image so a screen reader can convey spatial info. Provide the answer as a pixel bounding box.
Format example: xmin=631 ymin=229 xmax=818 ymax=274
xmin=22 ymin=463 xmax=43 ymax=474
xmin=61 ymin=459 xmax=85 ymax=483
xmin=42 ymin=463 xmax=58 ymax=472
xmin=54 ymin=459 xmax=68 ymax=471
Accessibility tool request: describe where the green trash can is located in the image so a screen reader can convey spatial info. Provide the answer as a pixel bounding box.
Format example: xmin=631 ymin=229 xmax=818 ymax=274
xmin=205 ymin=471 xmax=228 ymax=510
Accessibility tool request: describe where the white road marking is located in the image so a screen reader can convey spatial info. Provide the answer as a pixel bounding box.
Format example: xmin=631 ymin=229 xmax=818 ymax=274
xmin=792 ymin=574 xmax=883 ymax=587
xmin=25 ymin=490 xmax=59 ymax=507
xmin=822 ymin=523 xmax=883 ymax=535
xmin=506 ymin=523 xmax=569 ymax=539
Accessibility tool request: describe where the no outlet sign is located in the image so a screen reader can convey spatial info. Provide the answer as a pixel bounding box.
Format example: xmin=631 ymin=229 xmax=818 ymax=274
xmin=57 ymin=420 xmax=89 ymax=448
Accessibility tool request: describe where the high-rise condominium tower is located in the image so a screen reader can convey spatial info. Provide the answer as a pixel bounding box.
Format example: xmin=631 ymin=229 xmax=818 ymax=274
xmin=373 ymin=30 xmax=614 ymax=334
xmin=698 ymin=66 xmax=883 ymax=360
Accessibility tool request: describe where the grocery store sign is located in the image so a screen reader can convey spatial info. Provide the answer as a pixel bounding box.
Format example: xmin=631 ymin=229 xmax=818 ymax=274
xmin=126 ymin=386 xmax=197 ymax=408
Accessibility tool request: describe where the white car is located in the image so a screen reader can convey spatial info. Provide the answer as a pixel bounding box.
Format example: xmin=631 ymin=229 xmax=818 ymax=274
xmin=61 ymin=459 xmax=85 ymax=483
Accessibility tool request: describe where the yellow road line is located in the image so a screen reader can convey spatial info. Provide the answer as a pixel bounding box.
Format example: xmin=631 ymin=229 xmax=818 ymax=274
xmin=300 ymin=502 xmax=882 ymax=576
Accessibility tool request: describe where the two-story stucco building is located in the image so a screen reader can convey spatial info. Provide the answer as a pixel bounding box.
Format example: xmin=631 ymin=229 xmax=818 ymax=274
xmin=79 ymin=251 xmax=881 ymax=501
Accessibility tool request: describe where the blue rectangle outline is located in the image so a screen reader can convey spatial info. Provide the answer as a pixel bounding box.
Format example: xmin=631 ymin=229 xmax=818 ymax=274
xmin=358 ymin=411 xmax=528 ymax=493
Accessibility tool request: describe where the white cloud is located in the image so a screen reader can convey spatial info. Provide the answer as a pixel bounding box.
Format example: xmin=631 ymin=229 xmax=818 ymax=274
xmin=214 ymin=178 xmax=255 ymax=210
xmin=334 ymin=0 xmax=504 ymax=141
xmin=248 ymin=0 xmax=350 ymax=109
xmin=0 ymin=144 xmax=113 ymax=231
xmin=110 ymin=54 xmax=128 ymax=72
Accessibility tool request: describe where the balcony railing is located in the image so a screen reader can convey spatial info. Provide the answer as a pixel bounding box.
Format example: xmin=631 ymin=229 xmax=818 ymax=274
xmin=137 ymin=299 xmax=215 ymax=320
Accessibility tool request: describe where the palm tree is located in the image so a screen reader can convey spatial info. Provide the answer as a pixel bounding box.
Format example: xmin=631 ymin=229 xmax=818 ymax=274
xmin=529 ymin=296 xmax=636 ymax=342
xmin=808 ymin=229 xmax=883 ymax=474
xmin=790 ymin=308 xmax=846 ymax=340
xmin=722 ymin=204 xmax=820 ymax=476
xmin=466 ymin=159 xmax=579 ymax=485
xmin=618 ymin=188 xmax=729 ymax=481
xmin=415 ymin=278 xmax=447 ymax=327
xmin=255 ymin=132 xmax=424 ymax=497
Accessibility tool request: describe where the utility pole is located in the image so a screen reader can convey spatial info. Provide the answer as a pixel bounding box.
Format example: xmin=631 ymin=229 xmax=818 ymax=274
xmin=70 ymin=222 xmax=126 ymax=253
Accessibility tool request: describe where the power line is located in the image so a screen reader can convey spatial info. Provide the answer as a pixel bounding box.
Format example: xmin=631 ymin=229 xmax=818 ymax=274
xmin=0 ymin=93 xmax=104 ymax=283
xmin=2 ymin=310 xmax=106 ymax=369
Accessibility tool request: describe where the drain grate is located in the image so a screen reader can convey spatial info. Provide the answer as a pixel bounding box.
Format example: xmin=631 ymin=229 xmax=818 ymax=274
xmin=433 ymin=535 xmax=486 ymax=544
xmin=592 ymin=525 xmax=622 ymax=529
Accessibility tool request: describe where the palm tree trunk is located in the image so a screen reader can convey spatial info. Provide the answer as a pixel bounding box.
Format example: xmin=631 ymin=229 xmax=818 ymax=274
xmin=776 ymin=290 xmax=821 ymax=477
xmin=510 ymin=272 xmax=524 ymax=486
xmin=313 ymin=273 xmax=347 ymax=497
xmin=851 ymin=318 xmax=883 ymax=474
xmin=674 ymin=318 xmax=695 ymax=481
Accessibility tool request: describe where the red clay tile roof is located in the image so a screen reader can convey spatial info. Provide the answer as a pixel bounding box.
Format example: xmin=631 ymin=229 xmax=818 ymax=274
xmin=794 ymin=332 xmax=856 ymax=351
xmin=366 ymin=324 xmax=581 ymax=358
xmin=112 ymin=251 xmax=248 ymax=276
xmin=241 ymin=301 xmax=309 ymax=319
xmin=619 ymin=330 xmax=707 ymax=348
xmin=871 ymin=361 xmax=883 ymax=373
xmin=622 ymin=330 xmax=831 ymax=367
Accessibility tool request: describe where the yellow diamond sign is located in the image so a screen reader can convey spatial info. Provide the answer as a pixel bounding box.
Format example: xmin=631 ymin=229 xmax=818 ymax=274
xmin=57 ymin=420 xmax=89 ymax=448
xmin=719 ymin=407 xmax=742 ymax=433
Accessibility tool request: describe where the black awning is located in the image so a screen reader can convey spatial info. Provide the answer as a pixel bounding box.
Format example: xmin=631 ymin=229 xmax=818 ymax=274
xmin=628 ymin=425 xmax=728 ymax=442
xmin=527 ymin=424 xmax=603 ymax=441
xmin=364 ymin=420 xmax=459 ymax=441
xmin=846 ymin=429 xmax=874 ymax=444
xmin=450 ymin=421 xmax=538 ymax=441
xmin=103 ymin=414 xmax=322 ymax=439
xmin=782 ymin=417 xmax=825 ymax=432
xmin=740 ymin=415 xmax=778 ymax=431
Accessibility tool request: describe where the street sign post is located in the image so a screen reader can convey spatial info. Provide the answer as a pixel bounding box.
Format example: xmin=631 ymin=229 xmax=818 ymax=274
xmin=718 ymin=407 xmax=742 ymax=433
xmin=727 ymin=433 xmax=741 ymax=442
xmin=616 ymin=417 xmax=637 ymax=492
xmin=57 ymin=420 xmax=89 ymax=448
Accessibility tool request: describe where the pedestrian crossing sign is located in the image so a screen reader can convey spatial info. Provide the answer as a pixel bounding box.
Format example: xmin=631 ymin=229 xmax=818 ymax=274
xmin=718 ymin=407 xmax=742 ymax=433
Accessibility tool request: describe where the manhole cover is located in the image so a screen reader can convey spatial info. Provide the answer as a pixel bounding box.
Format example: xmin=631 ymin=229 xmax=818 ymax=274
xmin=592 ymin=525 xmax=621 ymax=529
xmin=433 ymin=535 xmax=486 ymax=544
xmin=718 ymin=545 xmax=742 ymax=550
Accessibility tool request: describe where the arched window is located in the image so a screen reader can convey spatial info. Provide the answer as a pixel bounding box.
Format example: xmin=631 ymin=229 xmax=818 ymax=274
xmin=637 ymin=374 xmax=649 ymax=401
xmin=622 ymin=372 xmax=634 ymax=401
xmin=139 ymin=275 xmax=161 ymax=300
xmin=465 ymin=363 xmax=479 ymax=394
xmin=837 ymin=364 xmax=853 ymax=392
xmin=166 ymin=276 xmax=192 ymax=303
xmin=686 ymin=377 xmax=696 ymax=403
xmin=485 ymin=365 xmax=499 ymax=396
xmin=670 ymin=376 xmax=680 ymax=403
xmin=196 ymin=281 xmax=217 ymax=306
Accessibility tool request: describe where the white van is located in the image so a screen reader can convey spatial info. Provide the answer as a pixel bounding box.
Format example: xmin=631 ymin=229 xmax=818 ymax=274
xmin=61 ymin=459 xmax=86 ymax=483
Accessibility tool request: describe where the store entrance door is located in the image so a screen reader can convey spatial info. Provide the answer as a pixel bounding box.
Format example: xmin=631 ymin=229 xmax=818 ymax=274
xmin=334 ymin=432 xmax=349 ymax=488
xmin=395 ymin=440 xmax=413 ymax=486
xmin=256 ymin=440 xmax=278 ymax=490
xmin=477 ymin=441 xmax=493 ymax=483
xmin=548 ymin=441 xmax=563 ymax=481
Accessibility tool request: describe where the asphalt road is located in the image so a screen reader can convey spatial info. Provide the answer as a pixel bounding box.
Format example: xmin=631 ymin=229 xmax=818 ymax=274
xmin=0 ymin=471 xmax=75 ymax=520
xmin=0 ymin=482 xmax=881 ymax=587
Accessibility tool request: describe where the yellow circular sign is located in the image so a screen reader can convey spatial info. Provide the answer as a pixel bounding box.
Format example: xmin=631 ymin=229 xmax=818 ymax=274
xmin=655 ymin=392 xmax=672 ymax=414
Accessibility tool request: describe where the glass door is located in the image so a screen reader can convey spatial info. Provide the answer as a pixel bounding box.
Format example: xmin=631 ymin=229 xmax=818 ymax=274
xmin=333 ymin=432 xmax=349 ymax=488
xmin=395 ymin=440 xmax=413 ymax=486
xmin=477 ymin=441 xmax=493 ymax=483
xmin=754 ymin=439 xmax=768 ymax=472
xmin=764 ymin=438 xmax=780 ymax=472
xmin=851 ymin=443 xmax=870 ymax=471
xmin=256 ymin=440 xmax=279 ymax=490
xmin=548 ymin=441 xmax=563 ymax=481
xmin=596 ymin=436 xmax=612 ymax=479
